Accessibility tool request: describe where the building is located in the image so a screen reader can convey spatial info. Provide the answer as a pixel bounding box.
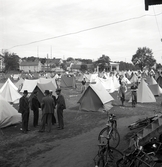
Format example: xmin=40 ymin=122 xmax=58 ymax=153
xmin=19 ymin=60 xmax=42 ymax=72
xmin=110 ymin=62 xmax=119 ymax=71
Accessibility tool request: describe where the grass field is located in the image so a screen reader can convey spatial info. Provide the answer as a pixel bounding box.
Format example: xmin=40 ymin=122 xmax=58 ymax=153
xmin=0 ymin=82 xmax=162 ymax=167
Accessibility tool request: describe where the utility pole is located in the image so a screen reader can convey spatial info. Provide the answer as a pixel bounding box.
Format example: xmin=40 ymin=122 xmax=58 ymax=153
xmin=50 ymin=46 xmax=52 ymax=59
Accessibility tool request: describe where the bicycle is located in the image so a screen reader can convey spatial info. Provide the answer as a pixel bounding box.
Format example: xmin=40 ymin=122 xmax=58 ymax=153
xmin=98 ymin=113 xmax=120 ymax=148
xmin=94 ymin=135 xmax=123 ymax=167
xmin=116 ymin=135 xmax=162 ymax=167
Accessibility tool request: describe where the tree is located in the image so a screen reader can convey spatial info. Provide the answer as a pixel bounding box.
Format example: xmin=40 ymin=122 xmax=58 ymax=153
xmin=3 ymin=51 xmax=19 ymax=72
xmin=66 ymin=57 xmax=74 ymax=62
xmin=95 ymin=55 xmax=110 ymax=72
xmin=132 ymin=47 xmax=156 ymax=70
xmin=80 ymin=64 xmax=87 ymax=72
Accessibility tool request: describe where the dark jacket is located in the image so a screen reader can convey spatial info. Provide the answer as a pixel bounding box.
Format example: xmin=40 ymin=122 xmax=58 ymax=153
xmin=41 ymin=95 xmax=55 ymax=115
xmin=56 ymin=94 xmax=66 ymax=110
xmin=19 ymin=96 xmax=29 ymax=114
xmin=31 ymin=96 xmax=41 ymax=110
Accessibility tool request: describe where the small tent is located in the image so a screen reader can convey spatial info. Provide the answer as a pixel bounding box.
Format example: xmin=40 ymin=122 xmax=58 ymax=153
xmin=0 ymin=95 xmax=21 ymax=128
xmin=129 ymin=74 xmax=138 ymax=83
xmin=130 ymin=78 xmax=156 ymax=103
xmin=60 ymin=75 xmax=76 ymax=88
xmin=78 ymin=81 xmax=114 ymax=112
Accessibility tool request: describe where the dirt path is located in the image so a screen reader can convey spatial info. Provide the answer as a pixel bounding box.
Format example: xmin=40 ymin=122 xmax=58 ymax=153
xmin=27 ymin=115 xmax=145 ymax=167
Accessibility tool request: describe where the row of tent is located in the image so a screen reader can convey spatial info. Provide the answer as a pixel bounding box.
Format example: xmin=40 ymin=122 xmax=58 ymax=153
xmin=0 ymin=73 xmax=162 ymax=128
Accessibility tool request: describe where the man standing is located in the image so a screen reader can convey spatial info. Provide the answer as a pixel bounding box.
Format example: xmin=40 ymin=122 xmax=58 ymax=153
xmin=81 ymin=78 xmax=86 ymax=93
xmin=31 ymin=91 xmax=41 ymax=127
xmin=19 ymin=90 xmax=30 ymax=133
xmin=39 ymin=90 xmax=55 ymax=132
xmin=49 ymin=90 xmax=56 ymax=125
xmin=56 ymin=88 xmax=66 ymax=130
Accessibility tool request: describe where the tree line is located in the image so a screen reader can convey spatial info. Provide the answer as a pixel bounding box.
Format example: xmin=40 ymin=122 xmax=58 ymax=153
xmin=0 ymin=47 xmax=161 ymax=73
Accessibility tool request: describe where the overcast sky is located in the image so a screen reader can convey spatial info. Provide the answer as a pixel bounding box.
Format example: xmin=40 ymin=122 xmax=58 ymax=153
xmin=0 ymin=0 xmax=162 ymax=63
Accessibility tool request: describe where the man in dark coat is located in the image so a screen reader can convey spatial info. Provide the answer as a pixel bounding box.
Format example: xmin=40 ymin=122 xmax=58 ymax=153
xmin=39 ymin=90 xmax=55 ymax=132
xmin=49 ymin=90 xmax=56 ymax=125
xmin=31 ymin=91 xmax=41 ymax=127
xmin=56 ymin=88 xmax=66 ymax=130
xmin=19 ymin=90 xmax=30 ymax=133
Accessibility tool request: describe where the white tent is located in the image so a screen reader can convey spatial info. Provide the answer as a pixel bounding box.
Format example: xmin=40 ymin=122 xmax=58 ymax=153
xmin=0 ymin=78 xmax=18 ymax=93
xmin=130 ymin=78 xmax=156 ymax=103
xmin=0 ymin=95 xmax=21 ymax=128
xmin=20 ymin=79 xmax=39 ymax=93
xmin=0 ymin=78 xmax=21 ymax=104
xmin=147 ymin=76 xmax=157 ymax=85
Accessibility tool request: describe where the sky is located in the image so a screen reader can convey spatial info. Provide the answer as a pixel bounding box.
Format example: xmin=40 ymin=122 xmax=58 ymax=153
xmin=0 ymin=0 xmax=162 ymax=63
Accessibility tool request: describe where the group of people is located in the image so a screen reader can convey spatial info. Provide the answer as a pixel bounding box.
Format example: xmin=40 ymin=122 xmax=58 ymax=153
xmin=118 ymin=77 xmax=138 ymax=107
xmin=18 ymin=88 xmax=66 ymax=133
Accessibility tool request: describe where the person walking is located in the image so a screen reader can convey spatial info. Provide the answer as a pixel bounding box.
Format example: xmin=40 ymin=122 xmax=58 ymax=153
xmin=18 ymin=90 xmax=30 ymax=133
xmin=56 ymin=88 xmax=66 ymax=130
xmin=118 ymin=82 xmax=127 ymax=106
xmin=39 ymin=90 xmax=55 ymax=133
xmin=31 ymin=91 xmax=41 ymax=127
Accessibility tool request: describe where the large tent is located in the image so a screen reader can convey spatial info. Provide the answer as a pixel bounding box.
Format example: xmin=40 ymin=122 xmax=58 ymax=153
xmin=135 ymin=78 xmax=156 ymax=103
xmin=0 ymin=95 xmax=21 ymax=128
xmin=78 ymin=81 xmax=114 ymax=112
xmin=148 ymin=84 xmax=162 ymax=96
xmin=60 ymin=75 xmax=76 ymax=88
xmin=0 ymin=78 xmax=21 ymax=104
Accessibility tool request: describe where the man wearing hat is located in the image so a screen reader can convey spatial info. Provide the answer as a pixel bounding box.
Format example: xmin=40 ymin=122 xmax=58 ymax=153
xmin=39 ymin=90 xmax=55 ymax=132
xmin=19 ymin=90 xmax=30 ymax=133
xmin=55 ymin=88 xmax=66 ymax=130
xmin=31 ymin=90 xmax=41 ymax=127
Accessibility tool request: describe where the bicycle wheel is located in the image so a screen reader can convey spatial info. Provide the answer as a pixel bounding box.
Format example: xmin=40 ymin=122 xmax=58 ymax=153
xmin=98 ymin=127 xmax=120 ymax=148
xmin=104 ymin=147 xmax=123 ymax=167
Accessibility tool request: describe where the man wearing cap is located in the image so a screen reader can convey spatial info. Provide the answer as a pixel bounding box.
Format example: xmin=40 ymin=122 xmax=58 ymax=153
xmin=56 ymin=88 xmax=66 ymax=130
xmin=31 ymin=91 xmax=41 ymax=127
xmin=19 ymin=90 xmax=30 ymax=133
xmin=39 ymin=90 xmax=55 ymax=132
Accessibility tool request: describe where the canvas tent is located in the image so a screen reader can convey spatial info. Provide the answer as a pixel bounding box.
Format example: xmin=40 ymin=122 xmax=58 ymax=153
xmin=60 ymin=75 xmax=76 ymax=88
xmin=20 ymin=79 xmax=39 ymax=93
xmin=0 ymin=78 xmax=21 ymax=104
xmin=129 ymin=78 xmax=156 ymax=103
xmin=30 ymin=82 xmax=57 ymax=103
xmin=147 ymin=76 xmax=157 ymax=85
xmin=0 ymin=95 xmax=21 ymax=128
xmin=148 ymin=84 xmax=162 ymax=96
xmin=0 ymin=78 xmax=18 ymax=92
xmin=78 ymin=81 xmax=114 ymax=112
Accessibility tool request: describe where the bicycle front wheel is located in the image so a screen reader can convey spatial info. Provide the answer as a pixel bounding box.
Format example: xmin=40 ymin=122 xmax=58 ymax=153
xmin=98 ymin=127 xmax=120 ymax=148
xmin=104 ymin=147 xmax=123 ymax=167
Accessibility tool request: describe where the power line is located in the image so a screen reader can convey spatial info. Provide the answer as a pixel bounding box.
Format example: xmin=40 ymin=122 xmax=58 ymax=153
xmin=8 ymin=12 xmax=162 ymax=49
xmin=153 ymin=7 xmax=162 ymax=40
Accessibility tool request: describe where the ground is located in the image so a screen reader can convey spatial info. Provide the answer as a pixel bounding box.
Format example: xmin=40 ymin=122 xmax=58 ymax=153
xmin=0 ymin=83 xmax=162 ymax=167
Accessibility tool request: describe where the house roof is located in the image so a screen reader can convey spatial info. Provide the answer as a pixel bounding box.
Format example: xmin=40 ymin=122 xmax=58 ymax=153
xmin=20 ymin=60 xmax=40 ymax=66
